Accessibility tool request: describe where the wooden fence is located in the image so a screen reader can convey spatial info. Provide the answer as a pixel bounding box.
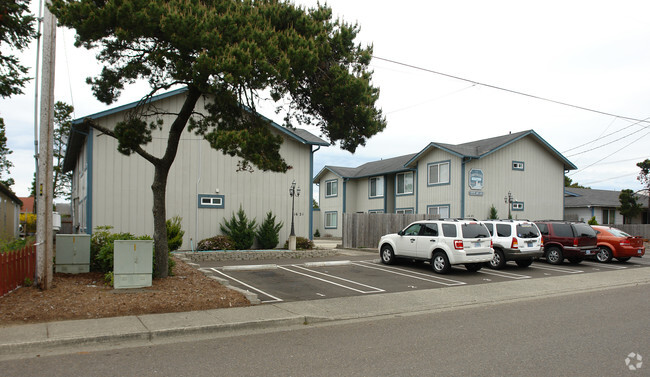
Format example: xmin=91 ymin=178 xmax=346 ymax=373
xmin=0 ymin=242 xmax=36 ymax=297
xmin=614 ymin=224 xmax=650 ymax=240
xmin=342 ymin=213 xmax=439 ymax=249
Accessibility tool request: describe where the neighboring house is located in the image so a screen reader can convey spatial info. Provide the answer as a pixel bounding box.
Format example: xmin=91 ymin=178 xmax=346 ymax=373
xmin=314 ymin=130 xmax=575 ymax=237
xmin=63 ymin=88 xmax=328 ymax=249
xmin=0 ymin=185 xmax=22 ymax=239
xmin=564 ymin=187 xmax=649 ymax=224
xmin=18 ymin=196 xmax=34 ymax=214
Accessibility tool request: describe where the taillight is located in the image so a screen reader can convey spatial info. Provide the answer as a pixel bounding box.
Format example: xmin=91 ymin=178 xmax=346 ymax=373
xmin=573 ymin=239 xmax=578 ymax=247
xmin=454 ymin=240 xmax=464 ymax=250
xmin=620 ymin=239 xmax=631 ymax=246
xmin=540 ymin=238 xmax=544 ymax=247
xmin=511 ymin=238 xmax=518 ymax=249
xmin=490 ymin=240 xmax=493 ymax=248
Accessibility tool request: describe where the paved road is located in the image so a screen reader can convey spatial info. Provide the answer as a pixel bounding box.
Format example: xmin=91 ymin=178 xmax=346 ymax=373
xmin=2 ymin=283 xmax=647 ymax=376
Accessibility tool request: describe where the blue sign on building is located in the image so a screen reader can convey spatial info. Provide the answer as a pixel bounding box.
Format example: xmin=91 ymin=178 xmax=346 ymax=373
xmin=469 ymin=169 xmax=484 ymax=190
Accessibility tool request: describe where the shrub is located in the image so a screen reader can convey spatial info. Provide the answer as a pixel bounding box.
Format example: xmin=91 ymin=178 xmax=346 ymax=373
xmin=166 ymin=215 xmax=185 ymax=251
xmin=197 ymin=235 xmax=236 ymax=250
xmin=313 ymin=229 xmax=321 ymax=238
xmin=256 ymin=211 xmax=283 ymax=249
xmin=0 ymin=237 xmax=29 ymax=254
xmin=488 ymin=205 xmax=498 ymax=219
xmin=220 ymin=206 xmax=257 ymax=250
xmin=284 ymin=237 xmax=314 ymax=250
xmin=588 ymin=216 xmax=598 ymax=225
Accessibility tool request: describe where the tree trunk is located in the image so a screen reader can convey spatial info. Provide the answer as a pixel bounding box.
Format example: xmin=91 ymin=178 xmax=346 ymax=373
xmin=152 ymin=164 xmax=170 ymax=278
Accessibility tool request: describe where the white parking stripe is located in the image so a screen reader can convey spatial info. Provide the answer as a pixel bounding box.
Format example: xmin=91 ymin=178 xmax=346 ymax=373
xmin=279 ymin=266 xmax=384 ymax=294
xmin=210 ymin=268 xmax=283 ymax=303
xmin=580 ymin=261 xmax=628 ymax=270
xmin=529 ymin=264 xmax=584 ymax=274
xmin=478 ymin=269 xmax=531 ymax=279
xmin=353 ymin=261 xmax=466 ymax=286
xmin=290 ymin=265 xmax=385 ymax=293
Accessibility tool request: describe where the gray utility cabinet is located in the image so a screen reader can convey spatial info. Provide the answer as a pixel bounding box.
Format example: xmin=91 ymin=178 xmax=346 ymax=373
xmin=113 ymin=240 xmax=153 ymax=289
xmin=55 ymin=234 xmax=91 ymax=273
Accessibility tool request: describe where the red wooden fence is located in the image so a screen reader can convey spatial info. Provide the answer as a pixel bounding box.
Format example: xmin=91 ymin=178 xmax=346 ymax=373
xmin=0 ymin=242 xmax=36 ymax=297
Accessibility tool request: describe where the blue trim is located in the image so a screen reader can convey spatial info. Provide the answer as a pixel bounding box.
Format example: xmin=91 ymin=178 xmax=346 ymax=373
xmin=383 ymin=177 xmax=387 ymax=212
xmin=512 ymin=201 xmax=525 ymax=211
xmin=512 ymin=161 xmax=525 ymax=171
xmin=406 ymin=142 xmax=465 ymax=167
xmin=415 ymin=165 xmax=419 ymax=213
xmin=368 ymin=176 xmax=385 ymax=199
xmin=396 ymin=207 xmax=415 ymax=214
xmin=324 ymin=211 xmax=338 ymax=229
xmin=427 ymin=160 xmax=451 ymax=187
xmin=395 ymin=171 xmax=415 ymax=196
xmin=198 ymin=194 xmax=225 ymax=208
xmin=342 ymin=179 xmax=347 ymax=214
xmin=590 ymin=207 xmax=595 ymax=217
xmin=461 ymin=159 xmax=466 ymax=218
xmin=324 ymin=179 xmax=338 ymax=198
xmin=427 ymin=204 xmax=451 ymax=217
xmin=86 ymin=128 xmax=93 ymax=234
xmin=309 ymin=146 xmax=319 ymax=240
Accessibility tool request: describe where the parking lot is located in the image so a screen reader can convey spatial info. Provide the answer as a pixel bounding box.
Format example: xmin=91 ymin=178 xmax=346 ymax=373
xmin=198 ymin=253 xmax=649 ymax=304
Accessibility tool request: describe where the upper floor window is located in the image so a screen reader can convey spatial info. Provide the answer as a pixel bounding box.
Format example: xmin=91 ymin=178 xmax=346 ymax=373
xmin=428 ymin=161 xmax=450 ymax=186
xmin=325 ymin=179 xmax=338 ymax=197
xmin=512 ymin=161 xmax=525 ymax=171
xmin=512 ymin=201 xmax=524 ymax=211
xmin=396 ymin=172 xmax=414 ymax=195
xmin=369 ymin=176 xmax=384 ymax=198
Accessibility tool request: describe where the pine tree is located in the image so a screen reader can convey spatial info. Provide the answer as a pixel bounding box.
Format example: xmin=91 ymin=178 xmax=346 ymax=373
xmin=256 ymin=211 xmax=283 ymax=249
xmin=0 ymin=119 xmax=14 ymax=188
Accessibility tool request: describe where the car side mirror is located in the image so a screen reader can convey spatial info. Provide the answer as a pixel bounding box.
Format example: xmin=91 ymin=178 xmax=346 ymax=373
xmin=398 ymin=230 xmax=404 ymax=236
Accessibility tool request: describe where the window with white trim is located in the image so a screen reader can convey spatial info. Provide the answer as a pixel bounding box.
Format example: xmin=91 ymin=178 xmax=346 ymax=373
xmin=512 ymin=161 xmax=525 ymax=170
xmin=428 ymin=161 xmax=450 ymax=185
xmin=325 ymin=211 xmax=338 ymax=228
xmin=396 ymin=208 xmax=414 ymax=214
xmin=325 ymin=180 xmax=338 ymax=197
xmin=396 ymin=172 xmax=414 ymax=195
xmin=427 ymin=205 xmax=450 ymax=218
xmin=602 ymin=208 xmax=615 ymax=224
xmin=369 ymin=176 xmax=384 ymax=198
xmin=198 ymin=194 xmax=225 ymax=208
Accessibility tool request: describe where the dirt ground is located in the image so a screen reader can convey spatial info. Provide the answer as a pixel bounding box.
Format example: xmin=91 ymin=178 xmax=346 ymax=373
xmin=0 ymin=256 xmax=250 ymax=328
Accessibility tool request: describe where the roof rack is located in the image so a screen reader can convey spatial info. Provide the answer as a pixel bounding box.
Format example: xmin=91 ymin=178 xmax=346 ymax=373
xmin=438 ymin=218 xmax=479 ymax=222
xmin=483 ymin=219 xmax=531 ymax=222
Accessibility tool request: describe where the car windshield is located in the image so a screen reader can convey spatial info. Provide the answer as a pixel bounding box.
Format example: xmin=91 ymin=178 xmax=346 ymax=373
xmin=606 ymin=227 xmax=632 ymax=238
xmin=572 ymin=223 xmax=597 ymax=238
xmin=462 ymin=223 xmax=489 ymax=238
xmin=516 ymin=223 xmax=539 ymax=238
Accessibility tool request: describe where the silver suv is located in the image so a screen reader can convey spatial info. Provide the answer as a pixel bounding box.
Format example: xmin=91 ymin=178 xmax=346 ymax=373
xmin=482 ymin=220 xmax=543 ymax=269
xmin=378 ymin=219 xmax=493 ymax=274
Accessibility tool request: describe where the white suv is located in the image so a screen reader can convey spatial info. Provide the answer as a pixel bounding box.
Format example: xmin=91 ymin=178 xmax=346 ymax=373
xmin=378 ymin=219 xmax=493 ymax=274
xmin=482 ymin=220 xmax=543 ymax=269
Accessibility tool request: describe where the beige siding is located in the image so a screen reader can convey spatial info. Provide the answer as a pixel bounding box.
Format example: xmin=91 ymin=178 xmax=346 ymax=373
xmin=89 ymin=94 xmax=314 ymax=249
xmin=395 ymin=172 xmax=416 ymax=212
xmin=317 ymin=170 xmax=342 ymax=237
xmin=463 ymin=136 xmax=564 ymax=220
xmin=417 ymin=151 xmax=463 ymax=216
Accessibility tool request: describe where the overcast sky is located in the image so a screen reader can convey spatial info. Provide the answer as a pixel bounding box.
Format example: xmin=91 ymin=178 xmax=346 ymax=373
xmin=2 ymin=0 xmax=650 ymax=200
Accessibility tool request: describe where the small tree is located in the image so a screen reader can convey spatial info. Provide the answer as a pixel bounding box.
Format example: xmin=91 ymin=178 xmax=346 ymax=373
xmin=637 ymin=159 xmax=650 ymax=219
xmin=618 ymin=189 xmax=643 ymax=224
xmin=166 ymin=216 xmax=185 ymax=251
xmin=256 ymin=211 xmax=283 ymax=249
xmin=588 ymin=216 xmax=598 ymax=225
xmin=220 ymin=206 xmax=257 ymax=250
xmin=0 ymin=119 xmax=14 ymax=188
xmin=53 ymin=101 xmax=74 ymax=199
xmin=488 ymin=205 xmax=498 ymax=219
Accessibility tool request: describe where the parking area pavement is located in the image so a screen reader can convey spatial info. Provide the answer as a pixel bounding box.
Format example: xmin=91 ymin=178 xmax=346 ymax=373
xmin=198 ymin=254 xmax=649 ymax=304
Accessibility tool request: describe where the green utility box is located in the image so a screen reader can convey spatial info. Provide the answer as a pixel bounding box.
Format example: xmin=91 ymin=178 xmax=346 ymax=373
xmin=113 ymin=240 xmax=153 ymax=289
xmin=55 ymin=234 xmax=91 ymax=273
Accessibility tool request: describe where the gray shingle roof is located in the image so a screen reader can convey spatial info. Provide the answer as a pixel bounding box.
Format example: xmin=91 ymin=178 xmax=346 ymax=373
xmin=565 ymin=187 xmax=648 ymax=208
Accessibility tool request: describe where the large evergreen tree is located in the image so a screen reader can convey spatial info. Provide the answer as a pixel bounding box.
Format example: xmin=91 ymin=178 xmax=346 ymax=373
xmin=618 ymin=189 xmax=643 ymax=223
xmin=0 ymin=0 xmax=37 ymax=97
xmin=637 ymin=159 xmax=650 ymax=218
xmin=53 ymin=101 xmax=74 ymax=199
xmin=0 ymin=118 xmax=14 ymax=188
xmin=49 ymin=0 xmax=387 ymax=278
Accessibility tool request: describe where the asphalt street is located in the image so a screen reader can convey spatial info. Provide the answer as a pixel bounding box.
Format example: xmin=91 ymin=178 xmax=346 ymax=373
xmin=2 ymin=283 xmax=648 ymax=376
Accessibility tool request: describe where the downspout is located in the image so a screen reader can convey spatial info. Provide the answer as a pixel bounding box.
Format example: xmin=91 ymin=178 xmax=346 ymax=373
xmin=195 ymin=139 xmax=202 ymax=247
xmin=415 ymin=166 xmax=419 ymax=213
xmin=461 ymin=158 xmax=466 ymax=218
xmin=563 ymin=170 xmax=569 ymax=220
xmin=309 ymin=145 xmax=321 ymax=240
xmin=86 ymin=128 xmax=93 ymax=234
xmin=384 ymin=174 xmax=387 ymax=212
xmin=343 ymin=178 xmax=348 ymax=214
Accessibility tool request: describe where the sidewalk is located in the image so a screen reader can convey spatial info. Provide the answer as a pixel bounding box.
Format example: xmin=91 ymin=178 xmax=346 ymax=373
xmin=1 ymin=266 xmax=649 ymax=358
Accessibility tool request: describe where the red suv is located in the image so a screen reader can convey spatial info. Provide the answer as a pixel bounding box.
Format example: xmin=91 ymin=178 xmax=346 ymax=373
xmin=534 ymin=221 xmax=598 ymax=265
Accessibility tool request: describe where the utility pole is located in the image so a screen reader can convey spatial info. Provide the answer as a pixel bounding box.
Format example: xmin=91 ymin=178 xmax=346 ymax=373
xmin=36 ymin=4 xmax=56 ymax=290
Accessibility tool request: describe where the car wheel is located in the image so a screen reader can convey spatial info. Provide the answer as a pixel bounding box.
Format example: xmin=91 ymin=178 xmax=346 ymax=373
xmin=431 ymin=251 xmax=451 ymax=274
xmin=380 ymin=244 xmax=396 ymax=265
xmin=515 ymin=258 xmax=533 ymax=268
xmin=465 ymin=263 xmax=482 ymax=272
xmin=545 ymin=247 xmax=563 ymax=265
xmin=616 ymin=257 xmax=631 ymax=262
xmin=596 ymin=246 xmax=613 ymax=263
xmin=567 ymin=258 xmax=582 ymax=264
xmin=488 ymin=249 xmax=506 ymax=269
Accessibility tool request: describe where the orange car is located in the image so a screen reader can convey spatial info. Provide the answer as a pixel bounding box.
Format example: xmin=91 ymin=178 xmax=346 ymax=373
xmin=592 ymin=225 xmax=646 ymax=263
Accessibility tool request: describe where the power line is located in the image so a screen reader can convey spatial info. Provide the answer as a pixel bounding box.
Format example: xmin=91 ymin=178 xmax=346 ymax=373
xmin=372 ymin=55 xmax=650 ymax=125
xmin=565 ymin=122 xmax=650 ymax=157
xmin=567 ymin=130 xmax=650 ymax=176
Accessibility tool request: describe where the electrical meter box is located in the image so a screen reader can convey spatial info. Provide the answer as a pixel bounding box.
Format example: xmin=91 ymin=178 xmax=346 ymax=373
xmin=55 ymin=234 xmax=91 ymax=273
xmin=113 ymin=240 xmax=153 ymax=289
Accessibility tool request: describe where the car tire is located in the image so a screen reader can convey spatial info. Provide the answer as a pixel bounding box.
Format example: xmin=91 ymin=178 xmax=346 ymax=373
xmin=616 ymin=257 xmax=631 ymax=262
xmin=465 ymin=263 xmax=482 ymax=272
xmin=515 ymin=258 xmax=533 ymax=268
xmin=431 ymin=251 xmax=451 ymax=274
xmin=488 ymin=249 xmax=506 ymax=269
xmin=545 ymin=247 xmax=563 ymax=265
xmin=380 ymin=244 xmax=396 ymax=265
xmin=567 ymin=258 xmax=582 ymax=264
xmin=596 ymin=246 xmax=613 ymax=263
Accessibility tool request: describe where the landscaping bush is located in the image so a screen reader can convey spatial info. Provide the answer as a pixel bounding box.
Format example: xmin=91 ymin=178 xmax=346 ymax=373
xmin=313 ymin=229 xmax=321 ymax=238
xmin=256 ymin=211 xmax=283 ymax=249
xmin=283 ymin=237 xmax=314 ymax=250
xmin=197 ymin=235 xmax=236 ymax=250
xmin=588 ymin=216 xmax=598 ymax=225
xmin=166 ymin=215 xmax=185 ymax=251
xmin=220 ymin=206 xmax=257 ymax=250
xmin=0 ymin=237 xmax=30 ymax=254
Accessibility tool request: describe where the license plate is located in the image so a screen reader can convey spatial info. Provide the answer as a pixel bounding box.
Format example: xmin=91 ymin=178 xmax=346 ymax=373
xmin=639 ymin=249 xmax=643 ymax=254
xmin=527 ymin=242 xmax=533 ymax=247
xmin=585 ymin=250 xmax=592 ymax=255
xmin=474 ymin=242 xmax=481 ymax=248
